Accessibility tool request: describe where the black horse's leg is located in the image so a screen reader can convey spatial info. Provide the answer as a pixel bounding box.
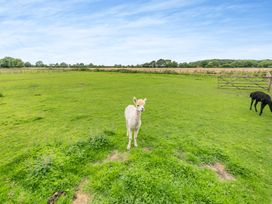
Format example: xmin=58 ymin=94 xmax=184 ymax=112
xmin=259 ymin=103 xmax=266 ymax=116
xmin=250 ymin=99 xmax=254 ymax=110
xmin=254 ymin=100 xmax=259 ymax=112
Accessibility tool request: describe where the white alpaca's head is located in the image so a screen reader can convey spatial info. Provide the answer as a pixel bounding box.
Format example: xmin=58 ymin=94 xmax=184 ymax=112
xmin=133 ymin=97 xmax=147 ymax=112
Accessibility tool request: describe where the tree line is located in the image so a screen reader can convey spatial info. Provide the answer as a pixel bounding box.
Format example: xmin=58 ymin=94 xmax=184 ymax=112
xmin=141 ymin=59 xmax=272 ymax=68
xmin=1 ymin=57 xmax=272 ymax=68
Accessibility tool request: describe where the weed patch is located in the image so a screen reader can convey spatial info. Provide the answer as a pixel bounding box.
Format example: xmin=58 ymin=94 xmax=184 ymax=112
xmin=0 ymin=132 xmax=114 ymax=203
xmin=89 ymin=134 xmax=110 ymax=149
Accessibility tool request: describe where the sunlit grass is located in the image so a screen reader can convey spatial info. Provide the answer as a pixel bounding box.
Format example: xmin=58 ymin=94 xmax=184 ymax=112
xmin=0 ymin=72 xmax=271 ymax=203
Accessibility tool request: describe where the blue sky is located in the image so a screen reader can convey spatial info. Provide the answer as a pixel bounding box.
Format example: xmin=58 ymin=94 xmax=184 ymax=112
xmin=0 ymin=0 xmax=272 ymax=65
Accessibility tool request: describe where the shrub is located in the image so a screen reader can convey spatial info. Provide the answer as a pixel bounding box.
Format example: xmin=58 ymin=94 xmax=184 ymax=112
xmin=89 ymin=134 xmax=109 ymax=149
xmin=30 ymin=155 xmax=53 ymax=177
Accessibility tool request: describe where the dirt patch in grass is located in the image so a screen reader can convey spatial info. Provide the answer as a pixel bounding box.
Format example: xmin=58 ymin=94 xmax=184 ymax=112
xmin=93 ymin=150 xmax=128 ymax=166
xmin=73 ymin=192 xmax=89 ymax=204
xmin=206 ymin=163 xmax=235 ymax=181
xmin=73 ymin=179 xmax=91 ymax=204
xmin=105 ymin=150 xmax=128 ymax=162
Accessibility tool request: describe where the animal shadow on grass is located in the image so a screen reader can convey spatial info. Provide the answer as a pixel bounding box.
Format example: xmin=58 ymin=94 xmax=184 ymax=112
xmin=103 ymin=130 xmax=116 ymax=136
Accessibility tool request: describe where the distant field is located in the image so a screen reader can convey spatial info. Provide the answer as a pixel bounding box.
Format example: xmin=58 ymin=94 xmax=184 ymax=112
xmin=0 ymin=67 xmax=272 ymax=75
xmin=0 ymin=72 xmax=271 ymax=203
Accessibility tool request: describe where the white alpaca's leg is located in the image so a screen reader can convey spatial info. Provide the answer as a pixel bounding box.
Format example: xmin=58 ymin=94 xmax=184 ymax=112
xmin=126 ymin=120 xmax=129 ymax=138
xmin=126 ymin=122 xmax=128 ymax=137
xmin=127 ymin=129 xmax=132 ymax=150
xmin=134 ymin=128 xmax=139 ymax=147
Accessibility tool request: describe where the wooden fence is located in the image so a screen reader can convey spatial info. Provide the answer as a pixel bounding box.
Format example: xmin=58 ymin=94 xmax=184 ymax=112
xmin=218 ymin=73 xmax=272 ymax=92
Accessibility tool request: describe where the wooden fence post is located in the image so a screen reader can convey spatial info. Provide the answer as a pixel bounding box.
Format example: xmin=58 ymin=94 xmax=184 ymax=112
xmin=266 ymin=72 xmax=272 ymax=92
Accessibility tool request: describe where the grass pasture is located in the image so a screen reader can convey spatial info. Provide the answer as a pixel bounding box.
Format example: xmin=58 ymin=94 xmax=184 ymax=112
xmin=0 ymin=71 xmax=271 ymax=203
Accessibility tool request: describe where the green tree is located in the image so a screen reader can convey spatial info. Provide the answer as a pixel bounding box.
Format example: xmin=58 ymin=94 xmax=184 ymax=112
xmin=258 ymin=60 xmax=272 ymax=68
xmin=170 ymin=61 xmax=178 ymax=67
xmin=156 ymin=59 xmax=166 ymax=67
xmin=36 ymin=61 xmax=44 ymax=67
xmin=60 ymin=62 xmax=68 ymax=68
xmin=0 ymin=57 xmax=24 ymax=68
xmin=24 ymin=62 xmax=32 ymax=67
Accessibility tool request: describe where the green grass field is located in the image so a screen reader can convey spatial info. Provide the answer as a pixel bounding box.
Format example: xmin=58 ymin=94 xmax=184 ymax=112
xmin=0 ymin=71 xmax=271 ymax=203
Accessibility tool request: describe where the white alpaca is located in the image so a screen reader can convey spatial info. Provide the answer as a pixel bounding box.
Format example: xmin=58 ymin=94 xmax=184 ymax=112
xmin=125 ymin=97 xmax=147 ymax=150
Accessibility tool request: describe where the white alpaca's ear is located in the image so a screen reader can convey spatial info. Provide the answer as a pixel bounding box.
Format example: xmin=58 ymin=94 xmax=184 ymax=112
xmin=144 ymin=98 xmax=147 ymax=102
xmin=133 ymin=97 xmax=137 ymax=105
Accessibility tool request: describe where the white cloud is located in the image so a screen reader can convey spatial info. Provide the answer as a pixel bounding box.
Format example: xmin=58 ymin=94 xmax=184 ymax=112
xmin=0 ymin=0 xmax=271 ymax=64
